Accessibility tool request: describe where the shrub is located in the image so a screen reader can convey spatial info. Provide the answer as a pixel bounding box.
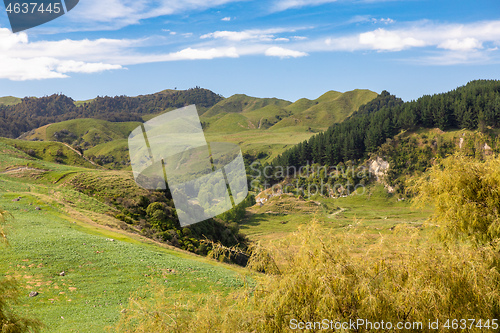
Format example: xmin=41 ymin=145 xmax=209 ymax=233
xmin=410 ymin=153 xmax=500 ymax=245
xmin=115 ymin=223 xmax=500 ymax=332
xmin=26 ymin=149 xmax=36 ymax=157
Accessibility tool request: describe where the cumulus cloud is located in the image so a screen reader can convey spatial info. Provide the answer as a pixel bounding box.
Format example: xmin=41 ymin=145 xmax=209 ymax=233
xmin=221 ymin=17 xmax=232 ymax=21
xmin=168 ymin=47 xmax=239 ymax=60
xmin=0 ymin=28 xmax=126 ymax=80
xmin=265 ymin=46 xmax=308 ymax=58
xmin=0 ymin=57 xmax=123 ymax=81
xmin=318 ymin=20 xmax=500 ymax=58
xmin=0 ymin=27 xmax=246 ymax=80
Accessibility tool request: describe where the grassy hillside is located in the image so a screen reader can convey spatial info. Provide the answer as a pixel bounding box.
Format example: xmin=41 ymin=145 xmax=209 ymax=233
xmin=241 ymin=184 xmax=431 ymax=245
xmin=201 ymin=94 xmax=291 ymax=118
xmin=0 ymin=134 xmax=438 ymax=332
xmin=0 ymin=139 xmax=253 ymax=332
xmin=22 ymin=119 xmax=140 ymax=146
xmin=202 ymin=89 xmax=377 ymax=133
xmin=20 ymin=89 xmax=377 ymax=165
xmin=0 ymin=96 xmax=22 ymax=106
xmin=0 ymin=193 xmax=250 ymax=332
xmin=0 ymin=138 xmax=97 ymax=169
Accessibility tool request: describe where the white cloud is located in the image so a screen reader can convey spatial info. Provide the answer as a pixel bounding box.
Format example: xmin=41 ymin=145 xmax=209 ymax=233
xmin=372 ymin=18 xmax=395 ymax=25
xmin=318 ymin=20 xmax=500 ymax=56
xmin=359 ymin=28 xmax=427 ymax=51
xmin=0 ymin=57 xmax=123 ymax=81
xmin=56 ymin=61 xmax=122 ymax=74
xmin=4 ymin=19 xmax=500 ymax=81
xmin=417 ymin=50 xmax=491 ymax=66
xmin=221 ymin=17 xmax=232 ymax=21
xmin=70 ymin=0 xmax=240 ymax=29
xmin=271 ymin=0 xmax=337 ymax=12
xmin=265 ymin=46 xmax=308 ymax=58
xmin=438 ymin=38 xmax=483 ymax=51
xmin=168 ymin=47 xmax=239 ymax=60
xmin=0 ymin=28 xmax=126 ymax=80
xmin=201 ymin=28 xmax=298 ymax=42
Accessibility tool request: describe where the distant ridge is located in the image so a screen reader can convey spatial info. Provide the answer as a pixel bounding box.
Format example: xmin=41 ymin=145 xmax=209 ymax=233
xmin=201 ymin=89 xmax=377 ymax=133
xmin=0 ymin=87 xmax=223 ymax=138
xmin=15 ymin=88 xmax=378 ymax=167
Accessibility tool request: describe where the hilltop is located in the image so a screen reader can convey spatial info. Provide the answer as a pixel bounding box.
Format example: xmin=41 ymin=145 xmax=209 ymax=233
xmin=200 ymin=89 xmax=376 ymax=133
xmin=0 ymin=96 xmax=21 ymax=106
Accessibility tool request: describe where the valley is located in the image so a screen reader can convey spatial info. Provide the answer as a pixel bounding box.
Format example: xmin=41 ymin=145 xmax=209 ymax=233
xmin=1 ymin=81 xmax=500 ymax=332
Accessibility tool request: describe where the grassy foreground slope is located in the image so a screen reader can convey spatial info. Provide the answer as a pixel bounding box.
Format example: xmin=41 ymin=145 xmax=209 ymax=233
xmin=0 ymin=138 xmax=96 ymax=170
xmin=0 ymin=196 xmax=249 ymax=333
xmin=0 ymin=140 xmax=252 ymax=332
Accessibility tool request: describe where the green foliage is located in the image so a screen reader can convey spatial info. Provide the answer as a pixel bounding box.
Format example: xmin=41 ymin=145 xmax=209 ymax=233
xmin=273 ymin=90 xmax=403 ymax=170
xmin=378 ymin=133 xmax=455 ymax=193
xmin=410 ymin=154 xmax=500 ymax=245
xmin=217 ymin=194 xmax=255 ymax=222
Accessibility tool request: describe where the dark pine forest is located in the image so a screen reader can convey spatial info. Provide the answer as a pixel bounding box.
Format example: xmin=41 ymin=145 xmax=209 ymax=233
xmin=272 ymin=80 xmax=500 ymax=170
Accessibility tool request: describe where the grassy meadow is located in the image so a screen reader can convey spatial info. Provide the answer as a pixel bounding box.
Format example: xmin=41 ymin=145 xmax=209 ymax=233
xmin=0 ymin=187 xmax=251 ymax=333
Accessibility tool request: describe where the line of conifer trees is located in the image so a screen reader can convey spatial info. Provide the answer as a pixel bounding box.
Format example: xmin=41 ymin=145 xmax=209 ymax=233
xmin=272 ymin=80 xmax=500 ymax=170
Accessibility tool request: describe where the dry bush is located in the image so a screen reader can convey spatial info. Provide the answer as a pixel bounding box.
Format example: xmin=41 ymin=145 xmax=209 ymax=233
xmin=409 ymin=153 xmax=500 ymax=245
xmin=115 ymin=223 xmax=500 ymax=332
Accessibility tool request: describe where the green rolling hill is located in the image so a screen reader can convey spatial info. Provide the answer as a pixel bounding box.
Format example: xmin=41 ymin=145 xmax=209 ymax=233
xmin=201 ymin=89 xmax=377 ymax=133
xmin=18 ymin=89 xmax=377 ymax=165
xmin=22 ymin=118 xmax=140 ymax=146
xmin=0 ymin=138 xmax=252 ymax=332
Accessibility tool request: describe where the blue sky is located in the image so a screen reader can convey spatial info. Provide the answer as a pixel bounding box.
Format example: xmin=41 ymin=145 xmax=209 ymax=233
xmin=0 ymin=0 xmax=499 ymax=102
